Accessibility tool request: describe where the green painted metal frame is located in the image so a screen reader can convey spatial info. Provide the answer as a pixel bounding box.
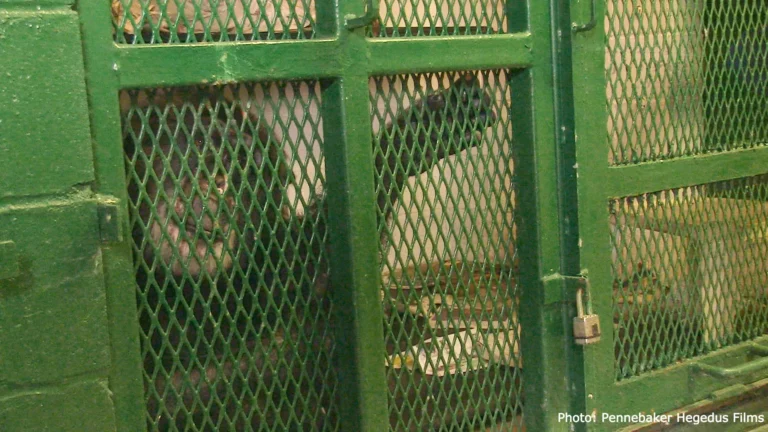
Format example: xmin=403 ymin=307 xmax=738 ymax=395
xmin=74 ymin=0 xmax=576 ymax=431
xmin=570 ymin=0 xmax=768 ymax=429
xmin=78 ymin=2 xmax=147 ymax=430
xmin=513 ymin=0 xmax=591 ymax=430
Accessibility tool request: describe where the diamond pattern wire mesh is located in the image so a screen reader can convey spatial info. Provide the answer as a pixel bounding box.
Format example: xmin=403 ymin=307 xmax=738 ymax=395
xmin=369 ymin=0 xmax=507 ymax=37
xmin=605 ymin=0 xmax=768 ymax=164
xmin=370 ymin=70 xmax=523 ymax=430
xmin=121 ymin=82 xmax=339 ymax=430
xmin=112 ymin=0 xmax=316 ymax=43
xmin=610 ymin=175 xmax=768 ymax=381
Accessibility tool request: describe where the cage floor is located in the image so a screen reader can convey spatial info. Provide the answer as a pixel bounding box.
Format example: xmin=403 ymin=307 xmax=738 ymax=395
xmin=382 ymin=262 xmax=523 ymax=431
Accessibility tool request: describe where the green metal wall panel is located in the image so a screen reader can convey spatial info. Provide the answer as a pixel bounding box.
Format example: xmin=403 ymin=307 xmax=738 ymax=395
xmin=0 ymin=380 xmax=116 ymax=432
xmin=0 ymin=4 xmax=117 ymax=431
xmin=0 ymin=199 xmax=110 ymax=384
xmin=0 ymin=9 xmax=94 ymax=198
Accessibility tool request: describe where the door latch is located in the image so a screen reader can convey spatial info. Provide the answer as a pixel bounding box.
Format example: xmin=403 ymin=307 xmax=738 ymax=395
xmin=572 ymin=0 xmax=597 ymax=33
xmin=345 ymin=0 xmax=380 ymax=30
xmin=97 ymin=201 xmax=123 ymax=243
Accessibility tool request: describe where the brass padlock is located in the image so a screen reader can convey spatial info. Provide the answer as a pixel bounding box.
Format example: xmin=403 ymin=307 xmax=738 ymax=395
xmin=574 ymin=287 xmax=601 ymax=345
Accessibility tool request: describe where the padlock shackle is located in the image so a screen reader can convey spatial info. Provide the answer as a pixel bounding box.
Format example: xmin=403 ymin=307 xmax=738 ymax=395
xmin=576 ymin=288 xmax=585 ymax=317
xmin=582 ymin=279 xmax=595 ymax=315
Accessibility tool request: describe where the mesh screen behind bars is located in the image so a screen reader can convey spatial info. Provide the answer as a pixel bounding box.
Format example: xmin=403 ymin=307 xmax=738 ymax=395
xmin=606 ymin=0 xmax=768 ymax=382
xmin=371 ymin=70 xmax=523 ymax=431
xmin=110 ymin=0 xmax=508 ymax=41
xmin=121 ymin=82 xmax=338 ymax=431
xmin=606 ymin=0 xmax=768 ymax=164
xmin=370 ymin=0 xmax=507 ymax=37
xmin=122 ymin=73 xmax=522 ymax=430
xmin=112 ymin=0 xmax=316 ymax=43
xmin=611 ymin=175 xmax=768 ymax=381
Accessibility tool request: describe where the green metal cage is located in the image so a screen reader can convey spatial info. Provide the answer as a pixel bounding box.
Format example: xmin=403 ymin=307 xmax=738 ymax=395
xmin=1 ymin=0 xmax=767 ymax=431
xmin=118 ymin=69 xmax=521 ymax=431
xmin=576 ymin=0 xmax=768 ymax=427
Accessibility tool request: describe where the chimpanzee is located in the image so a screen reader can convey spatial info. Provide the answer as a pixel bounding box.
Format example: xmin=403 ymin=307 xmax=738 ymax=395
xmin=125 ymin=74 xmax=498 ymax=431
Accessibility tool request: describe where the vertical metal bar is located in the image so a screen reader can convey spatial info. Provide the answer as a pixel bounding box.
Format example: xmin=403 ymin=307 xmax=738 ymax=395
xmin=570 ymin=0 xmax=614 ymax=426
xmin=323 ymin=1 xmax=390 ymax=429
xmin=509 ymin=0 xmax=578 ymax=430
xmin=76 ymin=2 xmax=147 ymax=431
xmin=313 ymin=0 xmax=339 ymax=37
xmin=551 ymin=0 xmax=592 ymax=427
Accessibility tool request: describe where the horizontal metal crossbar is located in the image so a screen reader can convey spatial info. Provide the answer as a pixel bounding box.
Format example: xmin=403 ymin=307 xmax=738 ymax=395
xmin=116 ymin=34 xmax=533 ymax=88
xmin=603 ymin=336 xmax=768 ymax=417
xmin=600 ymin=146 xmax=768 ymax=198
xmin=367 ymin=34 xmax=533 ymax=74
xmin=117 ymin=40 xmax=343 ymax=87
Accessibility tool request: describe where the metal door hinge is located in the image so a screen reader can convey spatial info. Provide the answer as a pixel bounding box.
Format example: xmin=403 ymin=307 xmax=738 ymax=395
xmin=541 ymin=273 xmax=588 ymax=305
xmin=97 ymin=201 xmax=123 ymax=243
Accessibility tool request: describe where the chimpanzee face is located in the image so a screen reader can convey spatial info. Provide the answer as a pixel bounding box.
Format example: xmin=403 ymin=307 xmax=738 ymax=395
xmin=127 ymin=108 xmax=271 ymax=279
